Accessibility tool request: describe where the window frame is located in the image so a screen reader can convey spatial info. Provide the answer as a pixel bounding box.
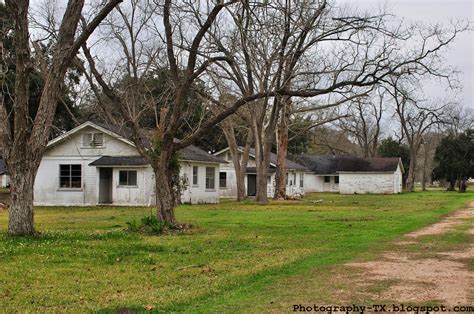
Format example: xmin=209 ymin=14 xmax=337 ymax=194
xmin=334 ymin=175 xmax=340 ymax=184
xmin=192 ymin=166 xmax=199 ymax=186
xmin=324 ymin=176 xmax=330 ymax=183
xmin=205 ymin=167 xmax=216 ymax=190
xmin=59 ymin=164 xmax=82 ymax=189
xmin=82 ymin=132 xmax=105 ymax=148
xmin=118 ymin=170 xmax=138 ymax=187
xmin=299 ymin=173 xmax=304 ymax=188
xmin=219 ymin=171 xmax=227 ymax=189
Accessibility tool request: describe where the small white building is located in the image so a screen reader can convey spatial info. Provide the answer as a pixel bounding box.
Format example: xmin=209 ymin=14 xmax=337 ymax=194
xmin=297 ymin=155 xmax=404 ymax=194
xmin=0 ymin=159 xmax=9 ymax=188
xmin=34 ymin=121 xmax=227 ymax=206
xmin=214 ymin=147 xmax=309 ymax=197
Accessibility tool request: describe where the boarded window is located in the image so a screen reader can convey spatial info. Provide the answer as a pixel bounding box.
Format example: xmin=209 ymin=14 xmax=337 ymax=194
xmin=324 ymin=176 xmax=330 ymax=183
xmin=192 ymin=166 xmax=198 ymax=185
xmin=219 ymin=172 xmax=227 ymax=188
xmin=335 ymin=176 xmax=339 ymax=184
xmin=82 ymin=133 xmax=92 ymax=147
xmin=60 ymin=165 xmax=82 ymax=188
xmin=205 ymin=167 xmax=215 ymax=189
xmin=119 ymin=170 xmax=137 ymax=186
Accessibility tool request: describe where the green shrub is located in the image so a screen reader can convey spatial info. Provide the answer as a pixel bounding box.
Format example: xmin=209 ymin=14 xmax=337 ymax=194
xmin=126 ymin=215 xmax=174 ymax=235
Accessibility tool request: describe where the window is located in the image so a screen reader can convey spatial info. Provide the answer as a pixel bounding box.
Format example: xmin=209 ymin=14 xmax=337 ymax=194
xmin=293 ymin=173 xmax=297 ymax=186
xmin=219 ymin=172 xmax=227 ymax=188
xmin=324 ymin=176 xmax=330 ymax=183
xmin=286 ymin=172 xmax=288 ymax=185
xmin=119 ymin=170 xmax=137 ymax=186
xmin=205 ymin=167 xmax=215 ymax=189
xmin=60 ymin=165 xmax=82 ymax=188
xmin=192 ymin=166 xmax=198 ymax=185
xmin=300 ymin=173 xmax=304 ymax=188
xmin=83 ymin=132 xmax=104 ymax=147
xmin=334 ymin=176 xmax=339 ymax=184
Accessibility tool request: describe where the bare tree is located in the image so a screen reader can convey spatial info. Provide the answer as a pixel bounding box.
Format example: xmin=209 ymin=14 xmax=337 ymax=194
xmin=386 ymin=77 xmax=455 ymax=192
xmin=338 ymin=89 xmax=385 ymax=157
xmin=0 ymin=0 xmax=122 ymax=235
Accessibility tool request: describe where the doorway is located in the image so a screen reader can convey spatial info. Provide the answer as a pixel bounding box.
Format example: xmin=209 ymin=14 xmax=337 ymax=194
xmin=99 ymin=168 xmax=113 ymax=204
xmin=247 ymin=174 xmax=256 ymax=196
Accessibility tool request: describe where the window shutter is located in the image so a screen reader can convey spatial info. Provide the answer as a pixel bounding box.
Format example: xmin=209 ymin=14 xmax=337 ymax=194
xmin=93 ymin=133 xmax=104 ymax=147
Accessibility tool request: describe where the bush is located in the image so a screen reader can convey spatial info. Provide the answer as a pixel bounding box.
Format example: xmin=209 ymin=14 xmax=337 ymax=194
xmin=126 ymin=215 xmax=166 ymax=235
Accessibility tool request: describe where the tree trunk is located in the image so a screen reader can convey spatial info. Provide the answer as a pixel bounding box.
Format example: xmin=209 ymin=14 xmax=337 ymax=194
xmin=447 ymin=178 xmax=456 ymax=191
xmin=421 ymin=164 xmax=427 ymax=191
xmin=459 ymin=178 xmax=467 ymax=193
xmin=7 ymin=162 xmax=38 ymax=235
xmin=274 ymin=97 xmax=291 ymax=200
xmin=152 ymin=154 xmax=177 ymax=225
xmin=406 ymin=150 xmax=418 ymax=192
xmin=222 ymin=124 xmax=252 ymax=202
xmin=252 ymin=123 xmax=271 ymax=203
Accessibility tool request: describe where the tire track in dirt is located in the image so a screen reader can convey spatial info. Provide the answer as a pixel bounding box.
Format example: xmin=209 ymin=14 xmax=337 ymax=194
xmin=346 ymin=201 xmax=474 ymax=306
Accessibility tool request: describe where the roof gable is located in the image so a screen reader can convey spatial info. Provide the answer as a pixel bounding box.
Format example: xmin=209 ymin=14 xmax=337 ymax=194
xmin=47 ymin=121 xmax=135 ymax=149
xmin=47 ymin=121 xmax=226 ymax=164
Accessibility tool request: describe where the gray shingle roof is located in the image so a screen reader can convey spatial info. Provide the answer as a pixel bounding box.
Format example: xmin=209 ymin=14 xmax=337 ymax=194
xmin=245 ymin=167 xmax=276 ymax=174
xmin=0 ymin=159 xmax=6 ymax=175
xmin=297 ymin=155 xmax=401 ymax=174
xmin=89 ymin=156 xmax=148 ymax=166
xmin=247 ymin=148 xmax=308 ymax=171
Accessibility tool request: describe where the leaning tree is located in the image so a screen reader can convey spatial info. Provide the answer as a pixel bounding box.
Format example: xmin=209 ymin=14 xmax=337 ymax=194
xmin=0 ymin=0 xmax=122 ymax=235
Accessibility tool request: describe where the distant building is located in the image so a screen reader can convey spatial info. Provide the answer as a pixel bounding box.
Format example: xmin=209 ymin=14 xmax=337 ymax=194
xmin=297 ymin=155 xmax=404 ymax=194
xmin=214 ymin=147 xmax=309 ymax=197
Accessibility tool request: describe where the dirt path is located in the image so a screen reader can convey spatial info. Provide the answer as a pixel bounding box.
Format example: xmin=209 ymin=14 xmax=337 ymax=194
xmin=347 ymin=201 xmax=474 ymax=306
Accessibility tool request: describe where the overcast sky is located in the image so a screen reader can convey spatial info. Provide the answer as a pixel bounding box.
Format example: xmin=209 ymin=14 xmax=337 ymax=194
xmin=340 ymin=0 xmax=473 ymax=109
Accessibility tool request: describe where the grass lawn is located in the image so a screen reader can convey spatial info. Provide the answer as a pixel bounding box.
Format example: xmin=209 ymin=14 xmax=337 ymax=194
xmin=0 ymin=191 xmax=472 ymax=312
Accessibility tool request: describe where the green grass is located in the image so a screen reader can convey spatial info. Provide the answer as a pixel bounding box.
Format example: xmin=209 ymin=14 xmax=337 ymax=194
xmin=0 ymin=191 xmax=472 ymax=312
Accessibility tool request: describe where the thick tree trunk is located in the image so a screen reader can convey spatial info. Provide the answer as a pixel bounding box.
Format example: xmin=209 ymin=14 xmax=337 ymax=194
xmin=274 ymin=97 xmax=290 ymax=200
xmin=255 ymin=157 xmax=269 ymax=202
xmin=7 ymin=162 xmax=38 ymax=235
xmin=152 ymin=152 xmax=177 ymax=225
xmin=236 ymin=138 xmax=252 ymax=201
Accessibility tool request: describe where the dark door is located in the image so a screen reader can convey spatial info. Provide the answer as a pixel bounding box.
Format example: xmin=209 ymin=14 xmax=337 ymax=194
xmin=99 ymin=168 xmax=113 ymax=204
xmin=247 ymin=174 xmax=257 ymax=196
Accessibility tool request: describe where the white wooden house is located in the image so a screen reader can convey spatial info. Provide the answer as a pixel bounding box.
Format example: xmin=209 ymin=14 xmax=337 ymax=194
xmin=213 ymin=147 xmax=310 ymax=197
xmin=33 ymin=122 xmax=227 ymax=206
xmin=0 ymin=159 xmax=9 ymax=188
xmin=297 ymin=155 xmax=404 ymax=194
